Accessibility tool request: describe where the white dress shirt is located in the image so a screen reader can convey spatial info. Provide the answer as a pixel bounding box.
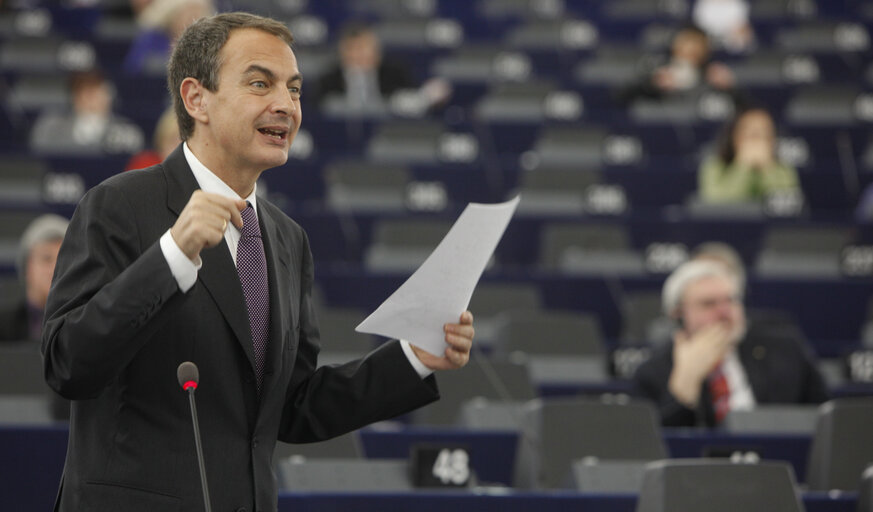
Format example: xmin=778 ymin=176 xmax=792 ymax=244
xmin=722 ymin=349 xmax=757 ymax=412
xmin=158 ymin=143 xmax=431 ymax=377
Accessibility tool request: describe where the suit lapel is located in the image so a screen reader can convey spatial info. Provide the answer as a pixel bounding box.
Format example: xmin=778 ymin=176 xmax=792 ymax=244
xmin=163 ymin=146 xmax=257 ymax=374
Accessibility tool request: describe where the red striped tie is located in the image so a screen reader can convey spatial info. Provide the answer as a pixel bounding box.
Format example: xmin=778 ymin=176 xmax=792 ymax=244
xmin=708 ymin=362 xmax=730 ymax=424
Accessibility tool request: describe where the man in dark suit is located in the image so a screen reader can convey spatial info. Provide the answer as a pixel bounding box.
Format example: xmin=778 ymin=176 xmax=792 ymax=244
xmin=42 ymin=12 xmax=474 ymax=512
xmin=633 ymin=260 xmax=828 ymax=427
xmin=313 ymin=22 xmax=413 ymax=107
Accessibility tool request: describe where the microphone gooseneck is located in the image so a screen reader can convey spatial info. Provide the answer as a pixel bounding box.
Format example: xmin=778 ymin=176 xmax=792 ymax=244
xmin=177 ymin=361 xmax=212 ymax=512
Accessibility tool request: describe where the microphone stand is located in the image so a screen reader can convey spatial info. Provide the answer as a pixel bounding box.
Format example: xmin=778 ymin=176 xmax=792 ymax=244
xmin=185 ymin=385 xmax=213 ymax=512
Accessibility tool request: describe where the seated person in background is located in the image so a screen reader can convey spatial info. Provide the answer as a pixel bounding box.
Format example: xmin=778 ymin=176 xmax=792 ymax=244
xmin=617 ymin=24 xmax=736 ymax=105
xmin=698 ymin=107 xmax=800 ymax=203
xmin=125 ymin=107 xmax=181 ymax=170
xmin=693 ymin=0 xmax=755 ymax=54
xmin=0 ymin=214 xmax=68 ymax=342
xmin=29 ymin=69 xmax=144 ymax=156
xmin=123 ymin=0 xmax=214 ymax=75
xmin=632 ymin=260 xmax=828 ymax=427
xmin=314 ymin=22 xmax=451 ymax=114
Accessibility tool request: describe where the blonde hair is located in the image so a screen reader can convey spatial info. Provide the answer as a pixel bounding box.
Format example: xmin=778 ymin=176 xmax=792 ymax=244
xmin=139 ymin=0 xmax=214 ymax=31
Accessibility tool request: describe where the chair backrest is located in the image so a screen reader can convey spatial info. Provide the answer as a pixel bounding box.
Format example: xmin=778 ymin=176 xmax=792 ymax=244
xmin=515 ymin=398 xmax=667 ymax=489
xmin=858 ymin=464 xmax=873 ymax=512
xmin=412 ymin=356 xmax=535 ymax=426
xmin=635 ymin=459 xmax=803 ymax=512
xmin=315 ymin=306 xmax=374 ymax=353
xmin=325 ymin=161 xmax=409 ymax=213
xmin=493 ymin=309 xmax=605 ymax=356
xmin=806 ymin=397 xmax=873 ymax=491
xmin=724 ymin=405 xmax=820 ymax=435
xmin=277 ymin=458 xmax=412 ymax=492
xmin=0 ymin=343 xmax=48 ymax=395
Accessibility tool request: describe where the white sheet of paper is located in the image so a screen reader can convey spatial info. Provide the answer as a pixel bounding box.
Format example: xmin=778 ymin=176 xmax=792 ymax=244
xmin=356 ymin=196 xmax=520 ymax=356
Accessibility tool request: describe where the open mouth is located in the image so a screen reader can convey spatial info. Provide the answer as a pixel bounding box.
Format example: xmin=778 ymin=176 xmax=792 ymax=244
xmin=258 ymin=127 xmax=288 ymax=141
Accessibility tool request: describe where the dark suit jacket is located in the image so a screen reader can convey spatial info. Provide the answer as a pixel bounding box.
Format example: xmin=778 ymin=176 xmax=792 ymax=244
xmin=632 ymin=321 xmax=829 ymax=427
xmin=42 ymin=146 xmax=439 ymax=512
xmin=313 ymin=61 xmax=413 ymax=105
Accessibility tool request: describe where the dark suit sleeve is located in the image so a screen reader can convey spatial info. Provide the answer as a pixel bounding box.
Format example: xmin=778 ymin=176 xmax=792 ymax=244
xmin=632 ymin=346 xmax=702 ymax=427
xmin=42 ymin=181 xmax=179 ymax=399
xmin=797 ymin=341 xmax=830 ymax=404
xmin=277 ymin=229 xmax=438 ymax=443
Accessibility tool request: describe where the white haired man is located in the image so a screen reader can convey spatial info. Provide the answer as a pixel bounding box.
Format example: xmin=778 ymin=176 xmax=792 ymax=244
xmin=632 ymin=260 xmax=828 ymax=427
xmin=0 ymin=214 xmax=68 ymax=342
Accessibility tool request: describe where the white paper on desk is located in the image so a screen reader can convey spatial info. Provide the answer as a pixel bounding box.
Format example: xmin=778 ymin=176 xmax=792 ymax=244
xmin=356 ymin=196 xmax=520 ymax=356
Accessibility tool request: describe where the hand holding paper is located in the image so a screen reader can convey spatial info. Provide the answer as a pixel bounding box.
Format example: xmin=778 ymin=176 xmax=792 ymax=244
xmin=356 ymin=196 xmax=520 ymax=360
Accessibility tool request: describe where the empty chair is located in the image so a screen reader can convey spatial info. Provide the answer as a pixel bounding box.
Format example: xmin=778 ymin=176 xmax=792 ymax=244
xmin=513 ymin=168 xmax=602 ymax=216
xmin=784 ymin=86 xmax=862 ymax=126
xmin=364 ymin=218 xmax=453 ymax=272
xmin=324 ymin=160 xmax=409 ymax=213
xmin=0 ymin=37 xmax=94 ymax=74
xmin=636 ymin=459 xmax=804 ymax=512
xmin=494 ymin=307 xmax=608 ymax=381
xmin=6 ymin=74 xmax=69 ymax=114
xmin=366 ymin=121 xmax=478 ymax=165
xmin=539 ymin=222 xmax=645 ymax=276
xmin=806 ymin=397 xmax=873 ymax=491
xmin=493 ymin=309 xmax=607 ymax=386
xmin=571 ymin=459 xmax=650 ymax=493
xmin=456 ymin=396 xmax=530 ymax=431
xmin=754 ymin=225 xmax=849 ymax=279
xmin=273 ymin=431 xmax=362 ymax=462
xmin=600 ymin=0 xmax=689 ymax=20
xmin=529 ymin=126 xmax=608 ymax=168
xmin=493 ymin=309 xmax=605 ymax=357
xmin=375 ymin=18 xmax=463 ymax=49
xmin=0 ymin=211 xmax=40 ymax=268
xmin=278 ymin=458 xmax=412 ymax=492
xmin=776 ymin=22 xmax=871 ymax=54
xmin=730 ymin=51 xmax=818 ymax=87
xmin=467 ymin=281 xmax=542 ymax=347
xmin=412 ymin=356 xmax=535 ymax=426
xmin=575 ymin=45 xmax=647 ymax=86
xmin=478 ymin=0 xmax=566 ymax=20
xmin=619 ymin=289 xmax=673 ymax=346
xmin=515 ymin=398 xmax=667 ymax=489
xmin=430 ymin=45 xmax=533 ymax=84
xmin=859 ymin=464 xmax=873 ymax=512
xmin=723 ymin=405 xmax=819 ymax=434
xmin=0 ymin=343 xmax=55 ymax=424
xmin=318 ymin=307 xmax=373 ymax=363
xmin=475 ymin=81 xmax=572 ymax=123
xmin=503 ymin=19 xmax=599 ymax=52
xmin=0 ymin=343 xmax=48 ymax=395
xmin=0 ymin=156 xmax=46 ymax=206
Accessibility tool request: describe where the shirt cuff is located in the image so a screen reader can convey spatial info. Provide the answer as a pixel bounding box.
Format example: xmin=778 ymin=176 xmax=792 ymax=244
xmin=400 ymin=339 xmax=433 ymax=379
xmin=159 ymin=229 xmax=201 ymax=293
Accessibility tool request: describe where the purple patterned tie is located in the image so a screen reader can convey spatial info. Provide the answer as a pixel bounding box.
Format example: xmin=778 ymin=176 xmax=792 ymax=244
xmin=236 ymin=203 xmax=270 ymax=392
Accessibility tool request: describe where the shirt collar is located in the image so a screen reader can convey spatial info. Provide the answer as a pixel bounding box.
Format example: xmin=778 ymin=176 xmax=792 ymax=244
xmin=182 ymin=142 xmax=258 ymax=212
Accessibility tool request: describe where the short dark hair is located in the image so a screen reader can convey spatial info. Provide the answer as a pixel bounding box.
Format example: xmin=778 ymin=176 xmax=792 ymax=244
xmin=167 ymin=12 xmax=294 ymax=140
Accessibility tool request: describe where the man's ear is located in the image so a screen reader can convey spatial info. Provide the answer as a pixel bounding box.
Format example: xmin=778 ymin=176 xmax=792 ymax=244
xmin=180 ymin=77 xmax=208 ymax=124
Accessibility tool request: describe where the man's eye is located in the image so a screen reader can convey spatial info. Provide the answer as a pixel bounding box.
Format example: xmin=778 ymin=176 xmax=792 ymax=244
xmin=252 ymin=81 xmax=267 ymax=88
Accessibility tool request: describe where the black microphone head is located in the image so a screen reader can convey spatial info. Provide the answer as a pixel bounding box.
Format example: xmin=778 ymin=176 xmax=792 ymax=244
xmin=177 ymin=361 xmax=199 ymax=391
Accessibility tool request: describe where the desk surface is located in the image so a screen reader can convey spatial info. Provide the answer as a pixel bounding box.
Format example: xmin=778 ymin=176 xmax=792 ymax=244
xmin=0 ymin=424 xmax=850 ymax=512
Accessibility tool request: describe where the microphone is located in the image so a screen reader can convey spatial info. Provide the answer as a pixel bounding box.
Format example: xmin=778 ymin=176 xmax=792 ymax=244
xmin=177 ymin=362 xmax=212 ymax=512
